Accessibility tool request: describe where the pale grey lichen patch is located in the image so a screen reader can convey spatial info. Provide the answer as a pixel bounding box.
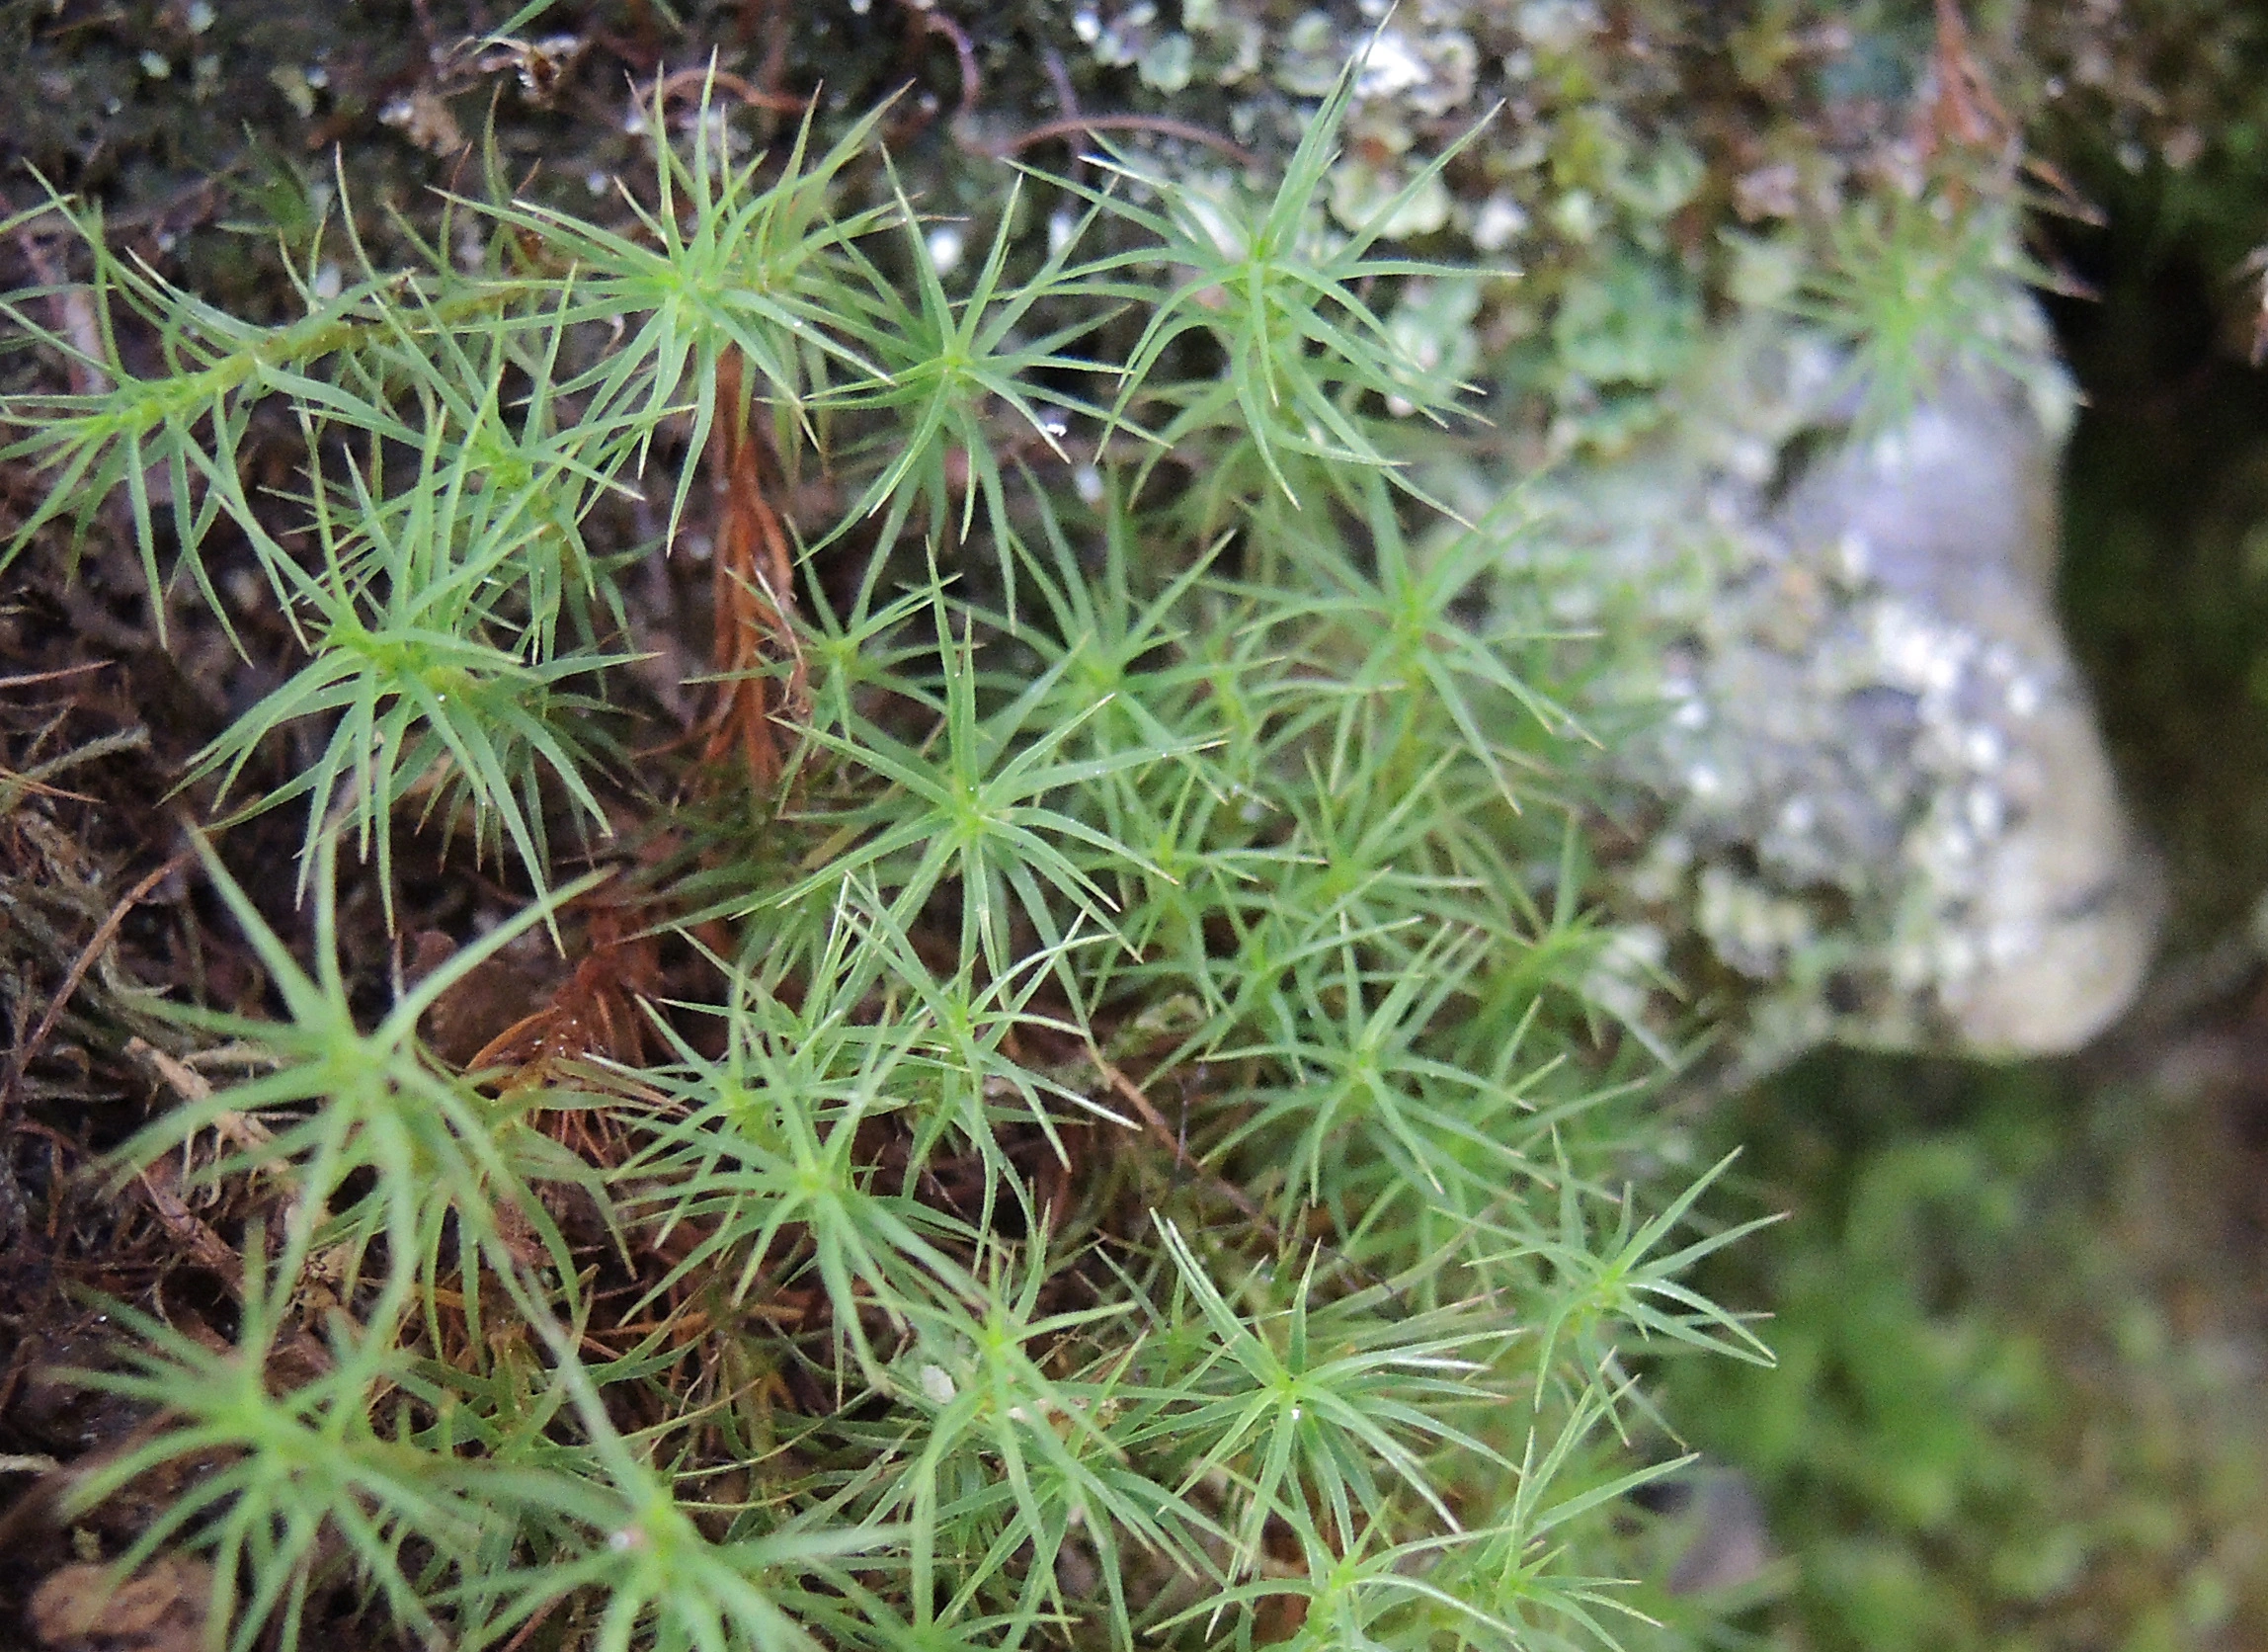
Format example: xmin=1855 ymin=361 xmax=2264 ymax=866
xmin=1487 ymin=311 xmax=2161 ymax=1074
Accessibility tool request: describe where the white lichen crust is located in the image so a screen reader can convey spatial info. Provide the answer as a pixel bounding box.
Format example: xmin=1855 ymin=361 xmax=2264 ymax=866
xmin=1496 ymin=313 xmax=2160 ymax=1070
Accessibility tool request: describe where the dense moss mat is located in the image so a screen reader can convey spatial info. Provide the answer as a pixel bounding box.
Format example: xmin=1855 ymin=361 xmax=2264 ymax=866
xmin=5 ymin=4 xmax=2268 ymax=1651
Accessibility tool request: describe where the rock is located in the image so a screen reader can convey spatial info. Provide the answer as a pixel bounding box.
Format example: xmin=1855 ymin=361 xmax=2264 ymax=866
xmin=1499 ymin=312 xmax=2161 ymax=1072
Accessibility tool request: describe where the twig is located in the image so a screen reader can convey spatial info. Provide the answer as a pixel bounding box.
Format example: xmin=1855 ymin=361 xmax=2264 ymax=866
xmin=650 ymin=64 xmax=814 ymax=118
xmin=912 ymin=6 xmax=981 ymax=125
xmin=122 ymin=1042 xmax=334 ymax=1376
xmin=0 ymin=663 xmax=111 ymax=693
xmin=878 ymin=1 xmax=980 ymax=145
xmin=10 ymin=214 xmax=108 ymax=397
xmin=133 ymin=1164 xmax=249 ymax=1280
xmin=1087 ymin=1044 xmax=1422 ymax=1309
xmin=499 ymin=1596 xmax=564 ymax=1652
xmin=742 ymin=0 xmax=795 ymax=139
xmin=1086 ymin=1043 xmax=1283 ymax=1243
xmin=1036 ymin=49 xmax=1093 ymax=188
xmin=1 ymin=847 xmax=194 ymax=1114
xmin=1041 ymin=47 xmax=1081 ymax=125
xmin=123 ymin=1036 xmax=275 ymax=1157
xmin=980 ymin=114 xmax=1259 ymax=172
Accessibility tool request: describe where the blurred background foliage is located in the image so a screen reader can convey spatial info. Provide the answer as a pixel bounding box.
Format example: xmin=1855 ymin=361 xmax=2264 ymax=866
xmin=1669 ymin=1041 xmax=2268 ymax=1652
xmin=1661 ymin=7 xmax=2268 ymax=1646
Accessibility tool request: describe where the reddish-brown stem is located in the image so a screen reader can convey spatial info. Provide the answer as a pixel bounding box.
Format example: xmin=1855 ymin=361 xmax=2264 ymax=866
xmin=692 ymin=350 xmax=808 ymax=791
xmin=650 ymin=63 xmax=815 ymax=118
xmin=915 ymin=6 xmax=982 ymax=124
xmin=981 ymin=113 xmax=1258 ymax=171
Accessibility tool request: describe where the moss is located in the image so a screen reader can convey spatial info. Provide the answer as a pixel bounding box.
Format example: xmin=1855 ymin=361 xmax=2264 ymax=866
xmin=8 ymin=10 xmax=2268 ymax=1645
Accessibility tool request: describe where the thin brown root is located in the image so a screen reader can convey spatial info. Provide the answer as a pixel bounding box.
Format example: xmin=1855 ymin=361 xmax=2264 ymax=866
xmin=650 ymin=64 xmax=815 ymax=118
xmin=978 ymin=113 xmax=1259 ymax=172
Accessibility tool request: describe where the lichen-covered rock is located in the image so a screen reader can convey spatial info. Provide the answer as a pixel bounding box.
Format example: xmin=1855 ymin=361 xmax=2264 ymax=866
xmin=1497 ymin=310 xmax=2161 ymax=1071
xmin=999 ymin=2 xmax=2169 ymax=1063
xmin=1000 ymin=1 xmax=2176 ymax=1067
